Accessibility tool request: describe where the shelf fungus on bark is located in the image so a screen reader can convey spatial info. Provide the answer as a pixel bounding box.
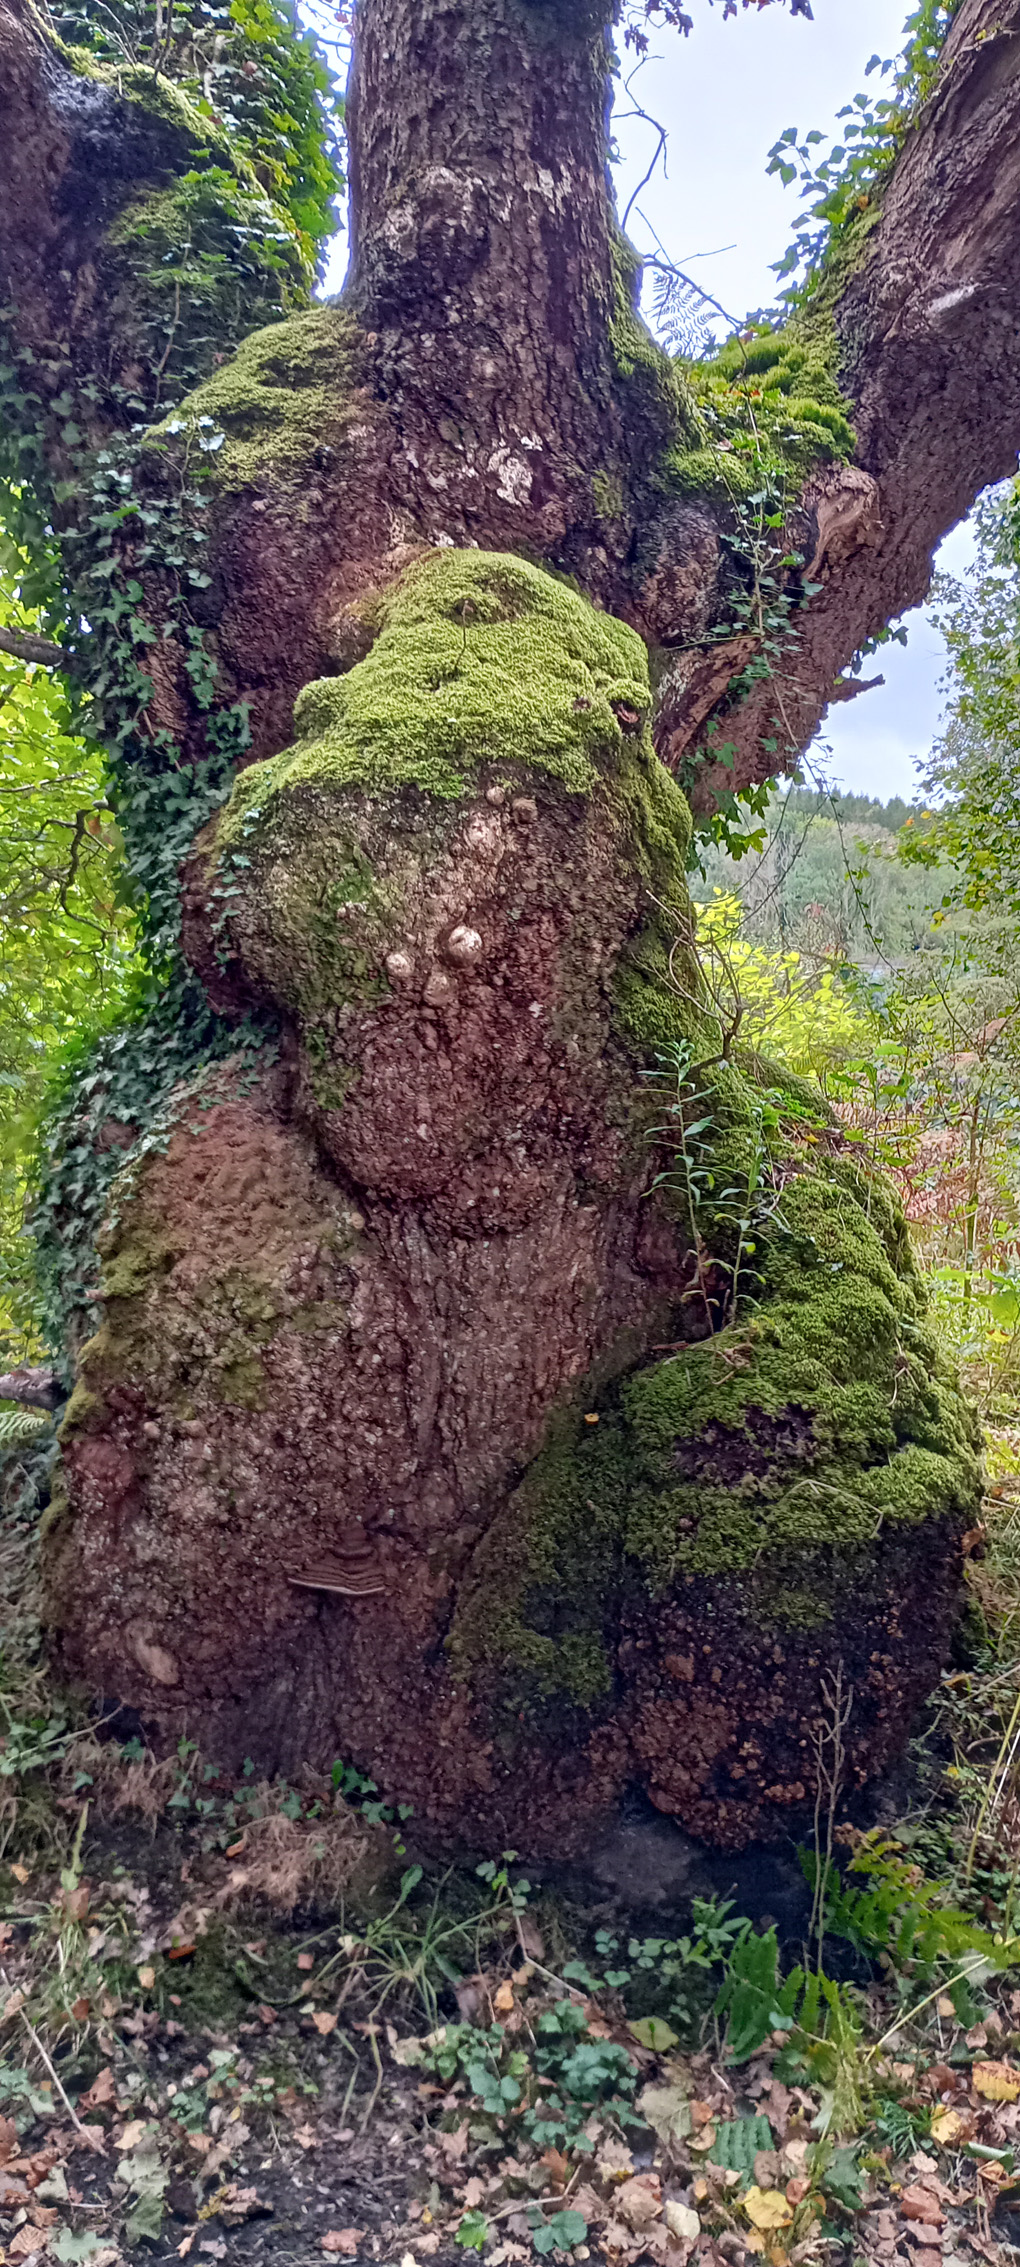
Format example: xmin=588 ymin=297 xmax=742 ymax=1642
xmin=288 ymin=1553 xmax=387 ymax=1598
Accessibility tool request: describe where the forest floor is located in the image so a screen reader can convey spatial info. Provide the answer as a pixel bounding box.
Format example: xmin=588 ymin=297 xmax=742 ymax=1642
xmin=5 ymin=1436 xmax=1020 ymax=2267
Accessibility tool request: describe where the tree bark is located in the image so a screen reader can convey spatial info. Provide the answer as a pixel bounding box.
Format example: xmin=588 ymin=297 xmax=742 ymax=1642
xmin=0 ymin=0 xmax=1012 ymax=1851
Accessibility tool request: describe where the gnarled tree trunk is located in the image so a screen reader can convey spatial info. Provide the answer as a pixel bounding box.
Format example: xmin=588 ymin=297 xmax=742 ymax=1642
xmin=0 ymin=0 xmax=1011 ymax=1852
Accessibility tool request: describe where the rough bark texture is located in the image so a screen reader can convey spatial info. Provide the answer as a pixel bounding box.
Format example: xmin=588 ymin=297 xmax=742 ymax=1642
xmin=0 ymin=0 xmax=1010 ymax=1851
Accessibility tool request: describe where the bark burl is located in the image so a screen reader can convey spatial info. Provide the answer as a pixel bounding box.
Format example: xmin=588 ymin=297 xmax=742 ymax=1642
xmin=0 ymin=0 xmax=1009 ymax=1850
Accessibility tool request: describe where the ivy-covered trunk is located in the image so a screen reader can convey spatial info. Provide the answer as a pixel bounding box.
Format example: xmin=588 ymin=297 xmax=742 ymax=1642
xmin=0 ymin=0 xmax=1013 ymax=1851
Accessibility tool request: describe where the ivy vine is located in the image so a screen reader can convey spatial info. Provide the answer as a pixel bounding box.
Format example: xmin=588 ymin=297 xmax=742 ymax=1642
xmin=0 ymin=0 xmax=338 ymax=1360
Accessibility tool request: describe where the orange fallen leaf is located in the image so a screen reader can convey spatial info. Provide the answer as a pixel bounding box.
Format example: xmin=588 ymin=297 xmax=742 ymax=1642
xmin=71 ymin=1996 xmax=90 ymax=2022
xmin=322 ymin=2233 xmax=363 ymax=2256
xmin=226 ymin=1839 xmax=246 ymax=1859
xmin=785 ymin=2178 xmax=810 ymax=2205
xmin=80 ymin=2068 xmax=116 ymax=2113
xmin=168 ymin=1943 xmax=197 ymax=1962
xmin=311 ymin=2012 xmax=337 ymax=2036
xmin=493 ymin=1979 xmax=515 ymax=2015
xmin=973 ymin=2061 xmax=1020 ymax=2102
xmin=899 ymin=2186 xmax=943 ymax=2226
xmin=10 ymin=1864 xmax=29 ymax=1886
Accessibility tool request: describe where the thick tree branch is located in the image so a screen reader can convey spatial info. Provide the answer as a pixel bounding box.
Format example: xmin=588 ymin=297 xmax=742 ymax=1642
xmin=0 ymin=627 xmax=68 ymax=668
xmin=0 ymin=1366 xmax=63 ymax=1411
xmin=673 ymin=0 xmax=1020 ymax=804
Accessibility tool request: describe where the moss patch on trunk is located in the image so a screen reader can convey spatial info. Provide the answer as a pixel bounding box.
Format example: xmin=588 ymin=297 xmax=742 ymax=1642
xmin=450 ymin=1150 xmax=981 ymax=1709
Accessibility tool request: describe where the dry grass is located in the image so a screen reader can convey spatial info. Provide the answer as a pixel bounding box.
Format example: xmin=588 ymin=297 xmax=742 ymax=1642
xmin=214 ymin=1794 xmax=374 ymax=1914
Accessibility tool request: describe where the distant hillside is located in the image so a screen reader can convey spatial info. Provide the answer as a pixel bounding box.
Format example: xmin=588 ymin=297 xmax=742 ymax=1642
xmin=696 ymin=785 xmax=942 ymax=964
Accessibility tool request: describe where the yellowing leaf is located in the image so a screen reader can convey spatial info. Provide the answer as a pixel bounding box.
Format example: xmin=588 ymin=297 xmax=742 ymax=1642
xmin=744 ymin=2189 xmax=794 ymax=2232
xmin=137 ymin=1965 xmax=155 ymax=1990
xmin=931 ymin=2108 xmax=967 ymax=2144
xmin=493 ymin=1980 xmax=515 ymax=2015
xmin=973 ymin=2061 xmax=1020 ymax=2102
xmin=628 ymin=2016 xmax=679 ymax=2052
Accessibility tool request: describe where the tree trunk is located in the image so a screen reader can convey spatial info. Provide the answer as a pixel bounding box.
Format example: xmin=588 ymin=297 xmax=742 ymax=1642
xmin=0 ymin=0 xmax=1009 ymax=1851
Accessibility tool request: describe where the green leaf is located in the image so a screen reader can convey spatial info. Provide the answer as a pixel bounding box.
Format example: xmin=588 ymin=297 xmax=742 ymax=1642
xmin=454 ymin=2211 xmax=489 ymax=2251
xmin=628 ymin=2016 xmax=679 ymax=2052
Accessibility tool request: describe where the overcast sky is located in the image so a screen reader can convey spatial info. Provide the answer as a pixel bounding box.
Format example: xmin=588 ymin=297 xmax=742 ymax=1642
xmin=326 ymin=0 xmax=995 ymax=807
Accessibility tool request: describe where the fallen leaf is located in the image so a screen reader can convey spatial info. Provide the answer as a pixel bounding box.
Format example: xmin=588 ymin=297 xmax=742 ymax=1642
xmin=785 ymin=2177 xmax=810 ymax=2205
xmin=168 ymin=1943 xmax=196 ymax=1961
xmin=297 ymin=1952 xmax=315 ymax=1972
xmin=118 ymin=2119 xmax=149 ymax=2151
xmin=463 ymin=2178 xmax=486 ymax=2208
xmin=311 ymin=2012 xmax=337 ymax=2036
xmin=638 ymin=2083 xmax=692 ymax=2148
xmin=973 ymin=2062 xmax=1020 ymax=2102
xmin=931 ymin=2109 xmax=968 ymax=2146
xmin=10 ymin=1863 xmax=30 ymax=1885
xmin=293 ymin=2124 xmax=318 ymax=2150
xmin=616 ymin=2174 xmax=662 ymax=2231
xmin=937 ymin=1998 xmax=957 ymax=2020
xmin=597 ymin=2141 xmax=635 ymax=2182
xmin=10 ymin=2228 xmax=44 ymax=2262
xmin=0 ymin=2115 xmax=19 ymax=2163
xmin=439 ymin=2124 xmax=469 ymax=2165
xmin=71 ymin=1997 xmax=90 ymax=2022
xmin=493 ymin=1980 xmax=515 ymax=2015
xmin=744 ymin=2188 xmax=794 ymax=2232
xmin=137 ymin=1966 xmax=155 ymax=1990
xmin=226 ymin=1840 xmax=246 ymax=1859
xmin=664 ymin=2202 xmax=700 ymax=2243
xmin=899 ymin=2186 xmax=943 ymax=2226
xmin=322 ymin=2233 xmax=363 ymax=2256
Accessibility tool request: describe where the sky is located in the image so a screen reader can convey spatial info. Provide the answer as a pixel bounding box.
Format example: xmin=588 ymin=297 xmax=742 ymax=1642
xmin=324 ymin=0 xmax=991 ymax=808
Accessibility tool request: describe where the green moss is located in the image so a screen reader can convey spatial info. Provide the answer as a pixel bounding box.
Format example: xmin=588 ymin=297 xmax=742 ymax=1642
xmin=658 ymin=318 xmax=855 ymax=515
xmin=215 ymin=550 xmax=652 ymax=834
xmin=59 ymin=1383 xmax=105 ymax=1442
xmin=57 ymin=45 xmax=233 ymax=151
xmin=148 ymin=304 xmax=363 ymax=491
xmin=609 ymin=236 xmax=702 ymax=466
xmin=215 ymin=1351 xmax=267 ymax=1410
xmin=451 ymin=1155 xmax=982 ymax=1703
